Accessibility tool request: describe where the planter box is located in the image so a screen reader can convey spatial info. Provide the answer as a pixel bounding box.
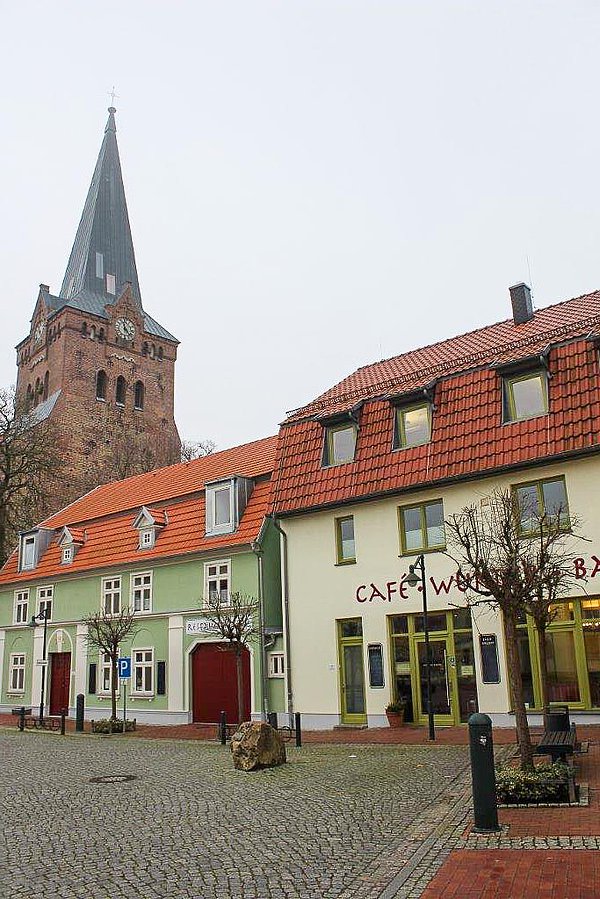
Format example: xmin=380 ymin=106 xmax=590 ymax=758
xmin=385 ymin=709 xmax=405 ymax=727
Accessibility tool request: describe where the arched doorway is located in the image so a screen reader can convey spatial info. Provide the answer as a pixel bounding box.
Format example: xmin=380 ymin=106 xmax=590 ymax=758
xmin=191 ymin=643 xmax=251 ymax=724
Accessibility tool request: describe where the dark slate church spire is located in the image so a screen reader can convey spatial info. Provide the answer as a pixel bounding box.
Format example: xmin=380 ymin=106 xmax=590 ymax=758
xmin=59 ymin=107 xmax=142 ymax=306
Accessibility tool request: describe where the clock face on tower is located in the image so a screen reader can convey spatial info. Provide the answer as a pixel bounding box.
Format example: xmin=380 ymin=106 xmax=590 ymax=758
xmin=34 ymin=320 xmax=46 ymax=343
xmin=115 ymin=317 xmax=135 ymax=340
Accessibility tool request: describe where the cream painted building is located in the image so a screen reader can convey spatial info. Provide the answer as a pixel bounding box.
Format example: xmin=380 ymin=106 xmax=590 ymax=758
xmin=272 ymin=285 xmax=600 ymax=729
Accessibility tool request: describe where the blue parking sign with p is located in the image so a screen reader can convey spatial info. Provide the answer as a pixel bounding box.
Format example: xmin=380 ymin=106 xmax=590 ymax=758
xmin=118 ymin=657 xmax=131 ymax=679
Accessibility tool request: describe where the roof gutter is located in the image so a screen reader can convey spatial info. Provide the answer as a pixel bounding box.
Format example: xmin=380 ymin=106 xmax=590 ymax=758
xmin=267 ymin=515 xmax=293 ymax=726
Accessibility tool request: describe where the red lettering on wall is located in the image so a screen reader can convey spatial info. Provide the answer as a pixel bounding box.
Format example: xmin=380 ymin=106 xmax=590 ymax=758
xmin=356 ymin=585 xmax=367 ymax=603
xmin=369 ymin=583 xmax=386 ymax=602
xmin=386 ymin=581 xmax=397 ymax=602
xmin=430 ymin=575 xmax=455 ymax=595
xmin=574 ymin=558 xmax=587 ymax=579
xmin=591 ymin=556 xmax=600 ymax=578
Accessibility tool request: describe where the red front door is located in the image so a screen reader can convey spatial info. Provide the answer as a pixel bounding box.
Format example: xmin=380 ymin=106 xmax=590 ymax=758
xmin=49 ymin=652 xmax=71 ymax=716
xmin=192 ymin=643 xmax=250 ymax=724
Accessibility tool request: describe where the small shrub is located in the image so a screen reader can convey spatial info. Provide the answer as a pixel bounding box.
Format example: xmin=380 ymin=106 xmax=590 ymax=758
xmin=92 ymin=717 xmax=136 ymax=734
xmin=495 ymin=762 xmax=570 ymax=804
xmin=385 ymin=701 xmax=406 ymax=714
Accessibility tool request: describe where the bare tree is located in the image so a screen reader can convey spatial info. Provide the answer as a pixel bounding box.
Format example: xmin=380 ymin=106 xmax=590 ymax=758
xmin=445 ymin=489 xmax=584 ymax=771
xmin=181 ymin=439 xmax=216 ymax=462
xmin=83 ymin=607 xmax=137 ymax=720
xmin=0 ymin=387 xmax=66 ymax=564
xmin=204 ymin=590 xmax=259 ymax=724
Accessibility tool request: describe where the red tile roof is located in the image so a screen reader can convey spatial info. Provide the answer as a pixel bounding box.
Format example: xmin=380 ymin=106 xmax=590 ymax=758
xmin=272 ymin=292 xmax=600 ymax=515
xmin=0 ymin=437 xmax=277 ymax=586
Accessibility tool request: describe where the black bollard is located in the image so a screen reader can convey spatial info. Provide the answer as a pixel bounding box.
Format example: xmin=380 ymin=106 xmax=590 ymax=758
xmin=267 ymin=711 xmax=278 ymax=729
xmin=19 ymin=706 xmax=25 ymax=732
xmin=60 ymin=708 xmax=67 ymax=736
xmin=76 ymin=693 xmax=85 ymax=732
xmin=219 ymin=710 xmax=227 ymax=745
xmin=295 ymin=711 xmax=302 ymax=748
xmin=468 ymin=712 xmax=500 ymax=833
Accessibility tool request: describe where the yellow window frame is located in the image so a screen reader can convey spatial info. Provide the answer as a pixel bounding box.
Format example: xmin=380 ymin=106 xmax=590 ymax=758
xmin=503 ymin=371 xmax=548 ymax=423
xmin=395 ymin=403 xmax=431 ymax=449
xmin=324 ymin=422 xmax=357 ymax=466
xmin=512 ymin=475 xmax=570 ymax=536
xmin=335 ymin=515 xmax=356 ymax=564
xmin=398 ymin=499 xmax=446 ymax=555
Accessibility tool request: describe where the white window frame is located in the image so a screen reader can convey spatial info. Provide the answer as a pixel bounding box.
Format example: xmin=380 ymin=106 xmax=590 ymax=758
xmin=205 ymin=482 xmax=235 ymax=536
xmin=131 ymin=571 xmax=152 ymax=613
xmin=37 ymin=585 xmax=53 ymax=621
xmin=62 ymin=545 xmax=73 ymax=564
xmin=21 ymin=535 xmax=36 ymax=571
xmin=203 ymin=559 xmax=231 ymax=607
xmin=102 ymin=576 xmax=121 ymax=615
xmin=268 ymin=652 xmax=285 ymax=678
xmin=99 ymin=651 xmax=118 ymax=696
xmin=13 ymin=589 xmax=29 ymax=625
xmin=8 ymin=653 xmax=26 ymax=693
xmin=139 ymin=528 xmax=155 ymax=550
xmin=132 ymin=648 xmax=154 ymax=696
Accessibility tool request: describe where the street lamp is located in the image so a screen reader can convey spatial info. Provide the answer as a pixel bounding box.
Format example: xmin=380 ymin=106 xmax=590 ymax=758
xmin=406 ymin=554 xmax=435 ymax=741
xmin=28 ymin=607 xmax=50 ymax=723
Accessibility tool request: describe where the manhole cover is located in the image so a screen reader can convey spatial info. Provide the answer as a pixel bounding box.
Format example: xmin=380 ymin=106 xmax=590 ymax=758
xmin=89 ymin=774 xmax=137 ymax=784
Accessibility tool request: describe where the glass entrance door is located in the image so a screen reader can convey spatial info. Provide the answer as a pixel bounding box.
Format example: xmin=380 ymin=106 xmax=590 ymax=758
xmin=338 ymin=618 xmax=367 ymax=725
xmin=416 ymin=638 xmax=453 ymax=723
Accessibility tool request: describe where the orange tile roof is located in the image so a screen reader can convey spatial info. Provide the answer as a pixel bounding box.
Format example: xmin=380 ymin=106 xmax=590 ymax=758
xmin=0 ymin=437 xmax=277 ymax=586
xmin=272 ymin=292 xmax=600 ymax=515
xmin=45 ymin=435 xmax=278 ymax=528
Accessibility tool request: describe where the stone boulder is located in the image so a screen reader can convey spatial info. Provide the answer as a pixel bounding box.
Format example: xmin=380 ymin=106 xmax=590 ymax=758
xmin=230 ymin=721 xmax=286 ymax=771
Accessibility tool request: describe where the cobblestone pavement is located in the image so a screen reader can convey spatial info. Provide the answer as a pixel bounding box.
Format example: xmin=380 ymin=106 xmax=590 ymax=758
xmin=0 ymin=730 xmax=474 ymax=899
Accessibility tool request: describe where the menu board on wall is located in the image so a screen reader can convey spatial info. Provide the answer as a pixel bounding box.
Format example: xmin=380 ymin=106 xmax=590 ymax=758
xmin=368 ymin=643 xmax=385 ymax=688
xmin=480 ymin=634 xmax=500 ymax=683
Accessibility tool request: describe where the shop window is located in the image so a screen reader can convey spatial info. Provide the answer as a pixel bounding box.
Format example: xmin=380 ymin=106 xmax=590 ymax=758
xmin=335 ymin=516 xmax=356 ymax=564
xmin=391 ymin=615 xmax=408 ymax=634
xmin=544 ymin=630 xmax=580 ymax=703
xmin=399 ymin=500 xmax=445 ymax=554
xmin=394 ymin=403 xmax=431 ymax=449
xmin=503 ymin=371 xmax=548 ymax=422
xmin=339 ymin=618 xmax=362 ymax=638
xmin=513 ymin=477 xmax=569 ymax=535
xmin=322 ymin=423 xmax=357 ymax=467
xmin=413 ymin=612 xmax=447 ymax=633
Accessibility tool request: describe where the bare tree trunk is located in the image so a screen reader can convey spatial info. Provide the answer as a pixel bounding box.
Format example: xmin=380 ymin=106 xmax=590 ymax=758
xmin=536 ymin=625 xmax=550 ymax=728
xmin=504 ymin=614 xmax=534 ymax=771
xmin=111 ymin=654 xmax=118 ymax=720
xmin=236 ymin=650 xmax=244 ymax=724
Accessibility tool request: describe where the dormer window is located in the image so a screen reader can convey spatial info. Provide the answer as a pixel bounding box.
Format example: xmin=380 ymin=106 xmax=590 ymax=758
xmin=394 ymin=403 xmax=431 ymax=449
xmin=58 ymin=526 xmax=85 ymax=564
xmin=22 ymin=536 xmax=35 ymax=570
xmin=205 ymin=477 xmax=253 ymax=536
xmin=503 ymin=371 xmax=548 ymax=422
xmin=322 ymin=422 xmax=357 ymax=467
xmin=133 ymin=507 xmax=167 ymax=549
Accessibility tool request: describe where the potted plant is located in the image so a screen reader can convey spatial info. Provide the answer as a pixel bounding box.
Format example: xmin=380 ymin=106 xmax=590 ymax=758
xmin=385 ymin=700 xmax=406 ymax=727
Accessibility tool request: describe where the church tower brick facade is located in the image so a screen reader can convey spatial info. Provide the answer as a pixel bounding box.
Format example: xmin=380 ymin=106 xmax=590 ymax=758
xmin=15 ymin=108 xmax=180 ymax=504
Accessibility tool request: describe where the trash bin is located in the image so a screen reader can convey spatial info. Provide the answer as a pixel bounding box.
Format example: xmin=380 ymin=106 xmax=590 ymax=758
xmin=546 ymin=705 xmax=570 ymax=731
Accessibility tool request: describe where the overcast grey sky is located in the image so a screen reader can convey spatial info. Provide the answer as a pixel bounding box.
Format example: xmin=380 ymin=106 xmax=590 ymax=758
xmin=2 ymin=1 xmax=599 ymax=449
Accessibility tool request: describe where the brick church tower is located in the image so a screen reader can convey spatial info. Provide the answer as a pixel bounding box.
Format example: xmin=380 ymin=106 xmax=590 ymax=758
xmin=15 ymin=108 xmax=181 ymax=506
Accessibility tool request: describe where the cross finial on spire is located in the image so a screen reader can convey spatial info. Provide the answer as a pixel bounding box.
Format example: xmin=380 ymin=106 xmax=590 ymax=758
xmin=108 ymin=86 xmax=119 ymax=107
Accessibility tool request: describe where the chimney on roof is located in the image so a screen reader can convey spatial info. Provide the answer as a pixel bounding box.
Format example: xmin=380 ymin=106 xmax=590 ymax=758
xmin=509 ymin=282 xmax=533 ymax=325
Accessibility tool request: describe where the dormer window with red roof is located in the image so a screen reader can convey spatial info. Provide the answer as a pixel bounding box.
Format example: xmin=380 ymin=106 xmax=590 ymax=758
xmin=205 ymin=477 xmax=254 ymax=537
xmin=394 ymin=403 xmax=432 ymax=449
xmin=58 ymin=526 xmax=85 ymax=564
xmin=322 ymin=422 xmax=357 ymax=467
xmin=133 ymin=507 xmax=167 ymax=550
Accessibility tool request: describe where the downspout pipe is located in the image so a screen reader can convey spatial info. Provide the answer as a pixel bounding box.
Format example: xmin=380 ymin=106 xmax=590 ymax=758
xmin=251 ymin=540 xmax=267 ymax=720
xmin=267 ymin=515 xmax=293 ymax=726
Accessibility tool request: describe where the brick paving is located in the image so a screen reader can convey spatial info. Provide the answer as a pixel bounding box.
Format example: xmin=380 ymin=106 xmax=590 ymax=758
xmin=420 ymin=850 xmax=600 ymax=898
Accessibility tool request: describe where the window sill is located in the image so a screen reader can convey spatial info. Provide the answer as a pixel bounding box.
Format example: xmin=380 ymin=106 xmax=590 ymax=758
xmin=334 ymin=559 xmax=356 ymax=567
xmin=502 ymin=412 xmax=549 ymax=425
xmin=133 ymin=609 xmax=152 ymax=616
xmin=7 ymin=690 xmax=25 ymax=695
xmin=130 ymin=693 xmax=154 ymax=700
xmin=398 ymin=547 xmax=446 ymax=558
xmin=392 ymin=441 xmax=431 ymax=452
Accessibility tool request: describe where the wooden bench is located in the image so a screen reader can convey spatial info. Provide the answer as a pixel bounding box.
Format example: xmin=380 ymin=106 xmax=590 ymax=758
xmin=535 ymin=723 xmax=577 ymax=763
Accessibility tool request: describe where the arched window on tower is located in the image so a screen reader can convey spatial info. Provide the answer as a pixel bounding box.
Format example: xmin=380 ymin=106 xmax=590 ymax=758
xmin=34 ymin=377 xmax=41 ymax=407
xmin=81 ymin=322 xmax=88 ymax=337
xmin=98 ymin=328 xmax=105 ymax=343
xmin=134 ymin=381 xmax=145 ymax=411
xmin=157 ymin=347 xmax=163 ymax=361
xmin=26 ymin=384 xmax=33 ymax=409
xmin=142 ymin=342 xmax=148 ymax=357
xmin=89 ymin=325 xmax=96 ymax=340
xmin=96 ymin=370 xmax=107 ymax=401
xmin=43 ymin=371 xmax=49 ymax=401
xmin=116 ymin=375 xmax=126 ymax=406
